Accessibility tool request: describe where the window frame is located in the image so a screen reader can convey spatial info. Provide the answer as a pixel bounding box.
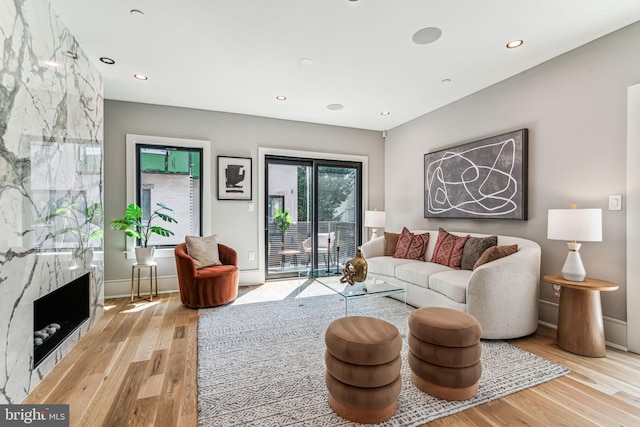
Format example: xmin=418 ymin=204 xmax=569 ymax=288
xmin=125 ymin=134 xmax=211 ymax=259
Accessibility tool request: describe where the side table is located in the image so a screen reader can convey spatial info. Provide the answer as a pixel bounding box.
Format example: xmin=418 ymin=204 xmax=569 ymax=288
xmin=543 ymin=274 xmax=618 ymax=357
xmin=131 ymin=262 xmax=158 ymax=303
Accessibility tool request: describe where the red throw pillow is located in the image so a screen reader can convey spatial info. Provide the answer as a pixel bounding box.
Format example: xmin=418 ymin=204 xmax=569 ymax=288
xmin=393 ymin=227 xmax=430 ymax=260
xmin=430 ymin=228 xmax=469 ymax=268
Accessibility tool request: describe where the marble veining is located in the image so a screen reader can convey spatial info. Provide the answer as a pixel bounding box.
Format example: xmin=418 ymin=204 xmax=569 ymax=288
xmin=1 ymin=0 xmax=104 ymax=403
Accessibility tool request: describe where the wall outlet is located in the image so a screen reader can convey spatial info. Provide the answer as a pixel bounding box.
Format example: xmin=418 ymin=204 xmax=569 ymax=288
xmin=248 ymin=251 xmax=255 ymax=261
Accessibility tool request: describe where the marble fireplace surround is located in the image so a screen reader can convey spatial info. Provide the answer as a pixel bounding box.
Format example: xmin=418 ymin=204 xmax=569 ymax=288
xmin=0 ymin=1 xmax=105 ymax=403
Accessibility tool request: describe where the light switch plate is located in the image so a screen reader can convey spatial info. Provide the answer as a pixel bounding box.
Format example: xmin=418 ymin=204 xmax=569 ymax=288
xmin=609 ymin=195 xmax=622 ymax=211
xmin=248 ymin=202 xmax=255 ymax=212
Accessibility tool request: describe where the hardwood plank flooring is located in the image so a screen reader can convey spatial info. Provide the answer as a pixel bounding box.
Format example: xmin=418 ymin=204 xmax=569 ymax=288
xmin=24 ymin=291 xmax=640 ymax=426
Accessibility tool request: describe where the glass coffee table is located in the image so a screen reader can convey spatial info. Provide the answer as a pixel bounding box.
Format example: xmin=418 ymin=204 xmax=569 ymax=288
xmin=299 ymin=269 xmax=406 ymax=316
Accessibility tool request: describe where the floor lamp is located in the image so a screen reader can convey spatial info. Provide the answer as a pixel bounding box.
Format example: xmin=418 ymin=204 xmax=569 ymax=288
xmin=364 ymin=210 xmax=386 ymax=241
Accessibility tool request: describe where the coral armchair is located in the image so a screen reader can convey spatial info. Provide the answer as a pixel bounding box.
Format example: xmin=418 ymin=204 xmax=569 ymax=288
xmin=174 ymin=242 xmax=239 ymax=308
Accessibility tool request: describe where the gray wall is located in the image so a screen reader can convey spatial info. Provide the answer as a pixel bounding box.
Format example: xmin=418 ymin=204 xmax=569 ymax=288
xmin=104 ymin=101 xmax=384 ymax=289
xmin=385 ymin=21 xmax=640 ymax=326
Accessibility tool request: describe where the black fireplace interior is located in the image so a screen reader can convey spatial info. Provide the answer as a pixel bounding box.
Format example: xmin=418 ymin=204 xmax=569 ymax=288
xmin=33 ymin=272 xmax=90 ymax=368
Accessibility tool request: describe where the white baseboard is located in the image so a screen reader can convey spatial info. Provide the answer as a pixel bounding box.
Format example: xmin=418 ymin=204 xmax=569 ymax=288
xmin=104 ymin=271 xmax=265 ymax=299
xmin=538 ymin=299 xmax=628 ymax=351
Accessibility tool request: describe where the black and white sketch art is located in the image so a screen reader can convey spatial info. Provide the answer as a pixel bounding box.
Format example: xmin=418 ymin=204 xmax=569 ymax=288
xmin=218 ymin=156 xmax=252 ymax=200
xmin=424 ymin=129 xmax=528 ymax=220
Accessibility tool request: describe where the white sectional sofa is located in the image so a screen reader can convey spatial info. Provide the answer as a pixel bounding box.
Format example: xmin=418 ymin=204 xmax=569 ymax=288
xmin=361 ymin=230 xmax=541 ymax=339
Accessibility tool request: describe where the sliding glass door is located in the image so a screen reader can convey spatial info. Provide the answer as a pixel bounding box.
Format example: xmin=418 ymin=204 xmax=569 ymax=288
xmin=265 ymin=156 xmax=362 ymax=279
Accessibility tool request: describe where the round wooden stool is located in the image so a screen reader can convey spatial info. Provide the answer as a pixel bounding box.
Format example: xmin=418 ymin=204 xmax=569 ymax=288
xmin=408 ymin=307 xmax=482 ymax=400
xmin=324 ymin=316 xmax=402 ymax=424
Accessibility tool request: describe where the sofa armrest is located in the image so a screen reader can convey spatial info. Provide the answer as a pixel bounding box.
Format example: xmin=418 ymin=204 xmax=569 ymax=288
xmin=361 ymin=236 xmax=385 ymax=258
xmin=466 ymin=244 xmax=541 ymax=339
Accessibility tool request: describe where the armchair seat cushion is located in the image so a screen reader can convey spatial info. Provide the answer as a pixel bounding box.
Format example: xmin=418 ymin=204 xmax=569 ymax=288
xmin=195 ymin=264 xmax=238 ymax=279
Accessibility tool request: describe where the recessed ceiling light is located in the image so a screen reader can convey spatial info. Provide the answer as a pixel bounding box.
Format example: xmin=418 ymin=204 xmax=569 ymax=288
xmin=441 ymin=78 xmax=451 ymax=83
xmin=276 ymin=96 xmax=287 ymax=100
xmin=100 ymin=57 xmax=115 ymax=65
xmin=412 ymin=27 xmax=442 ymax=45
xmin=298 ymin=58 xmax=313 ymax=67
xmin=130 ymin=9 xmax=144 ymax=18
xmin=134 ymin=73 xmax=148 ymax=80
xmin=506 ymin=39 xmax=524 ymax=49
xmin=380 ymin=111 xmax=391 ymax=116
xmin=327 ymin=104 xmax=343 ymax=111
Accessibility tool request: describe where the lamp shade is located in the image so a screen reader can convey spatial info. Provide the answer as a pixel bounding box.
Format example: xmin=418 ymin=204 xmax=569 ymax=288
xmin=364 ymin=210 xmax=386 ymax=229
xmin=547 ymin=208 xmax=602 ymax=242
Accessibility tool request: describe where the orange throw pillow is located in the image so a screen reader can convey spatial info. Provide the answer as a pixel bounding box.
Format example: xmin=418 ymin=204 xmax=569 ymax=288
xmin=430 ymin=228 xmax=469 ymax=268
xmin=473 ymin=245 xmax=518 ymax=270
xmin=384 ymin=232 xmax=400 ymax=256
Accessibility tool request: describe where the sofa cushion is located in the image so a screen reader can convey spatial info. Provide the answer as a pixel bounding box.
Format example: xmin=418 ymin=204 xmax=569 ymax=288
xmin=185 ymin=235 xmax=222 ymax=269
xmin=384 ymin=232 xmax=400 ymax=256
xmin=367 ymin=256 xmax=415 ymax=277
xmin=473 ymin=244 xmax=518 ymax=270
xmin=395 ymin=262 xmax=453 ymax=289
xmin=461 ymin=236 xmax=497 ymax=270
xmin=393 ymin=227 xmax=430 ymax=260
xmin=428 ymin=270 xmax=473 ymax=303
xmin=430 ymin=228 xmax=469 ymax=268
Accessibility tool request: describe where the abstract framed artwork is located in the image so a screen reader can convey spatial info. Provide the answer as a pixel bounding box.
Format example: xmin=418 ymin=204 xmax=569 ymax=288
xmin=424 ymin=129 xmax=528 ymax=220
xmin=218 ymin=156 xmax=252 ymax=200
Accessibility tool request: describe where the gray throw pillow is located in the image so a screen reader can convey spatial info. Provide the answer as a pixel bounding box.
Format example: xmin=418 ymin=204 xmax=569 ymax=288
xmin=461 ymin=236 xmax=498 ymax=270
xmin=185 ymin=235 xmax=222 ymax=269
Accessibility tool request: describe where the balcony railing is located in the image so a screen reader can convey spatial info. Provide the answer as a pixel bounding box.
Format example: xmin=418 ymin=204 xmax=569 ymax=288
xmin=267 ymin=221 xmax=358 ymax=273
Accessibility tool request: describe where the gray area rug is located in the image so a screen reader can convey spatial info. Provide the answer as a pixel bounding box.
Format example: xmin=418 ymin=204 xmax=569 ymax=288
xmin=198 ymin=282 xmax=569 ymax=426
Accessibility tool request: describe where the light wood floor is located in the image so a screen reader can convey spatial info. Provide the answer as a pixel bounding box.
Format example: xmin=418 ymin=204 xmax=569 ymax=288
xmin=25 ymin=290 xmax=640 ymax=426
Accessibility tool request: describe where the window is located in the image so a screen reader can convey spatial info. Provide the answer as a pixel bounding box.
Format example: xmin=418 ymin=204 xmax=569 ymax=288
xmin=136 ymin=145 xmax=202 ymax=246
xmin=126 ymin=135 xmax=211 ymax=255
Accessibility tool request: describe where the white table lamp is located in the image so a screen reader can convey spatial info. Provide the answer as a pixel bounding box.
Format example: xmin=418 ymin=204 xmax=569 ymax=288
xmin=547 ymin=206 xmax=602 ymax=282
xmin=364 ymin=210 xmax=386 ymax=241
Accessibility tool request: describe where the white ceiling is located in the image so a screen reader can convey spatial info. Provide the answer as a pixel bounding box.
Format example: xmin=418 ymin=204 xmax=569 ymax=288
xmin=51 ymin=1 xmax=640 ymax=131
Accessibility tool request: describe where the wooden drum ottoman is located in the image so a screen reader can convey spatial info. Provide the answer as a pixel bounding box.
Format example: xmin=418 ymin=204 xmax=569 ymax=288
xmin=324 ymin=316 xmax=403 ymax=424
xmin=408 ymin=307 xmax=482 ymax=400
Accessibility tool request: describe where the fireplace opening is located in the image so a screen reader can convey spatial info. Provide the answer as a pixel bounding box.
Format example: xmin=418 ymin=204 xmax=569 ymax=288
xmin=33 ymin=272 xmax=90 ymax=368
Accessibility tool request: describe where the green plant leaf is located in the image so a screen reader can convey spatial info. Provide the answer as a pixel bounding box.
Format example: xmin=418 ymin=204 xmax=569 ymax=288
xmin=150 ymin=226 xmax=175 ymax=237
xmin=125 ymin=203 xmax=143 ymax=220
xmin=156 ymin=202 xmax=175 ymax=212
xmin=89 ymin=229 xmax=104 ymax=240
xmin=156 ymin=212 xmax=177 ymax=223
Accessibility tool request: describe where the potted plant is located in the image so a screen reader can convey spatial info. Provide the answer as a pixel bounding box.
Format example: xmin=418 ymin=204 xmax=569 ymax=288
xmin=110 ymin=202 xmax=177 ymax=264
xmin=273 ymin=208 xmax=292 ymax=248
xmin=42 ymin=202 xmax=103 ymax=269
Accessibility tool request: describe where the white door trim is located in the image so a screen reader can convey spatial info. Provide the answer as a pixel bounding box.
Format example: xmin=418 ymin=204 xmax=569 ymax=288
xmin=627 ymin=84 xmax=640 ymax=353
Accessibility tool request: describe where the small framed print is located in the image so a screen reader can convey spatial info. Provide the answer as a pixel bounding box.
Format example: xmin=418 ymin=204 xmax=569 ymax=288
xmin=218 ymin=156 xmax=252 ymax=200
